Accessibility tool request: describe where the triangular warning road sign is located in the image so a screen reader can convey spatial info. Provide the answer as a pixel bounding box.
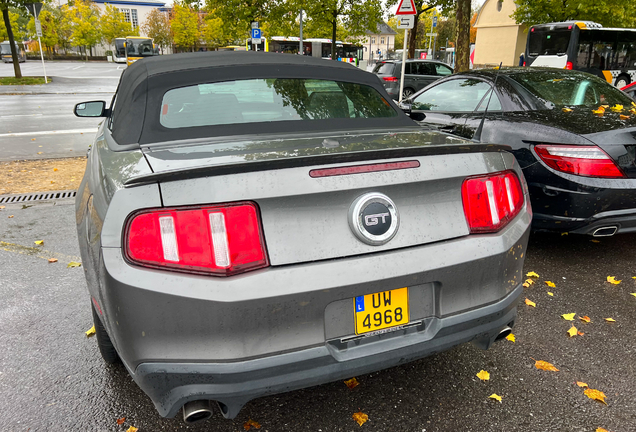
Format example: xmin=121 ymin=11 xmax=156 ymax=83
xmin=395 ymin=0 xmax=417 ymax=15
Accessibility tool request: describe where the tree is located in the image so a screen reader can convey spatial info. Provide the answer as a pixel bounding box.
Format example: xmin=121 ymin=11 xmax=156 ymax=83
xmin=141 ymin=8 xmax=172 ymax=51
xmin=294 ymin=0 xmax=383 ymax=60
xmin=205 ymin=0 xmax=276 ymax=42
xmin=68 ymin=0 xmax=102 ymax=60
xmin=27 ymin=8 xmax=59 ymax=58
xmin=200 ymin=10 xmax=225 ymax=49
xmin=100 ymin=4 xmax=133 ymax=50
xmin=511 ymin=0 xmax=636 ymax=28
xmin=170 ymin=1 xmax=199 ymax=52
xmin=0 ymin=0 xmax=29 ymax=78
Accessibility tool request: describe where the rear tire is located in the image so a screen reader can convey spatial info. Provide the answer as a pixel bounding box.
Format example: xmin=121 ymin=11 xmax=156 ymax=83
xmin=92 ymin=304 xmax=120 ymax=364
xmin=615 ymin=74 xmax=630 ymax=89
xmin=402 ymin=87 xmax=415 ymax=99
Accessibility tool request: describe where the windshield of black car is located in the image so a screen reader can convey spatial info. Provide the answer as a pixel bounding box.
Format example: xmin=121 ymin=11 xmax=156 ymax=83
xmin=126 ymin=39 xmax=154 ymax=57
xmin=528 ymin=28 xmax=571 ymax=56
xmin=159 ymin=78 xmax=397 ymax=129
xmin=508 ymin=71 xmax=634 ymax=107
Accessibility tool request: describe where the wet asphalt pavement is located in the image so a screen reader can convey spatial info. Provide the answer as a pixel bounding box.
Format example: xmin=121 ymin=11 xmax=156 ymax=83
xmin=1 ymin=199 xmax=635 ymax=432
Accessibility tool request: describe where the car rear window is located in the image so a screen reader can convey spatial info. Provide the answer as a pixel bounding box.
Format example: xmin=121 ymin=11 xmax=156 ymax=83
xmin=373 ymin=62 xmax=395 ymax=75
xmin=509 ymin=71 xmax=634 ymax=107
xmin=160 ymin=78 xmax=397 ymax=128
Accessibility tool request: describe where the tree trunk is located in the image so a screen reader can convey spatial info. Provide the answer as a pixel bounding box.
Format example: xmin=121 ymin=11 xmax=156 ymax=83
xmin=454 ymin=0 xmax=471 ymax=73
xmin=2 ymin=7 xmax=22 ymax=79
xmin=331 ymin=17 xmax=337 ymax=60
xmin=408 ymin=13 xmax=420 ymax=59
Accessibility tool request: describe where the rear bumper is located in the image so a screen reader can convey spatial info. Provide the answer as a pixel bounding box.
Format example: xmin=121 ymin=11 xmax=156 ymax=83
xmin=134 ymin=285 xmax=521 ymax=418
xmin=534 ymin=208 xmax=636 ymax=235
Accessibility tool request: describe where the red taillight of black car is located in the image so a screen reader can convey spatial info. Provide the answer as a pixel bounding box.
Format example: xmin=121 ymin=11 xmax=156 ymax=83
xmin=462 ymin=170 xmax=524 ymax=233
xmin=534 ymin=145 xmax=625 ymax=178
xmin=382 ymin=76 xmax=399 ymax=82
xmin=125 ymin=202 xmax=269 ymax=276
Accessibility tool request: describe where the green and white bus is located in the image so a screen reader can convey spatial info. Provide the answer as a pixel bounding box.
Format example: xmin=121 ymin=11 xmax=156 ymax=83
xmin=525 ymin=21 xmax=636 ymax=88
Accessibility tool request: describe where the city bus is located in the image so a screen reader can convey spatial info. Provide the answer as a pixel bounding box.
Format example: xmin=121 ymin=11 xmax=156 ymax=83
xmin=125 ymin=36 xmax=156 ymax=65
xmin=525 ymin=21 xmax=636 ymax=88
xmin=0 ymin=41 xmax=26 ymax=63
xmin=114 ymin=38 xmax=126 ymax=63
xmin=245 ymin=36 xmax=362 ymax=62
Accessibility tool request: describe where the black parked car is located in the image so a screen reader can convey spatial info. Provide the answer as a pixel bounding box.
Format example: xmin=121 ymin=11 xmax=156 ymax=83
xmin=373 ymin=59 xmax=453 ymax=100
xmin=403 ymin=67 xmax=636 ymax=236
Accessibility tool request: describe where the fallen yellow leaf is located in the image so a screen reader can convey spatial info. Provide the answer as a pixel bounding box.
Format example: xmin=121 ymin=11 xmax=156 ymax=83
xmin=85 ymin=326 xmax=96 ymax=337
xmin=243 ymin=419 xmax=261 ymax=430
xmin=548 ymin=292 xmax=554 ymax=296
xmin=525 ymin=279 xmax=535 ymax=285
xmin=576 ymin=381 xmax=588 ymax=388
xmin=562 ymin=313 xmax=576 ymax=321
xmin=34 ymin=240 xmax=44 ymax=245
xmin=610 ymin=104 xmax=624 ymax=112
xmin=352 ymin=411 xmax=368 ymax=426
xmin=116 ymin=417 xmax=126 ymax=425
xmin=525 ymin=298 xmax=536 ymax=307
xmin=48 ymin=258 xmax=58 ymax=263
xmin=604 ymin=318 xmax=616 ymax=323
xmin=0 ymin=206 xmax=4 ymax=209
xmin=476 ymin=370 xmax=490 ymax=381
xmin=561 ymin=232 xmax=568 ymax=236
xmin=489 ymin=393 xmax=503 ymax=403
xmin=67 ymin=261 xmax=82 ymax=268
xmin=126 ymin=427 xmax=138 ymax=432
xmin=567 ymin=325 xmax=577 ymax=337
xmin=577 ymin=331 xmax=585 ymax=336
xmin=506 ymin=333 xmax=515 ymax=343
xmin=523 ymin=282 xmax=530 ymax=288
xmin=607 ymin=276 xmax=621 ymax=285
xmin=592 ymin=108 xmax=605 ymax=116
xmin=596 ymin=428 xmax=610 ymax=432
xmin=344 ymin=377 xmax=359 ymax=389
xmin=535 ymin=360 xmax=559 ymax=371
xmin=53 ymin=168 xmax=58 ymax=172
xmin=584 ymin=388 xmax=607 ymax=405
xmin=545 ymin=281 xmax=556 ymax=288
xmin=8 ymin=215 xmax=14 ymax=218
xmin=562 ymin=107 xmax=572 ymax=113
xmin=630 ymin=293 xmax=636 ymax=297
xmin=526 ymin=271 xmax=539 ymax=278
xmin=579 ymin=316 xmax=591 ymax=323
xmin=620 ymin=114 xmax=630 ymax=120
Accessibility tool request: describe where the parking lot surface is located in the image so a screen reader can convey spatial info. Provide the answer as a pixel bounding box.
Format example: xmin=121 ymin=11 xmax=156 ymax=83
xmin=1 ymin=199 xmax=635 ymax=431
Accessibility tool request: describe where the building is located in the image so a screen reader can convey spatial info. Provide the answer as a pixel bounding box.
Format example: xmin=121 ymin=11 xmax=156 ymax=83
xmin=361 ymin=21 xmax=397 ymax=63
xmin=473 ymin=0 xmax=527 ymax=67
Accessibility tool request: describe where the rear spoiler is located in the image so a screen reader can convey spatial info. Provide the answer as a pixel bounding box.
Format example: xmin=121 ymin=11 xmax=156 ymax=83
xmin=124 ymin=143 xmax=510 ymax=187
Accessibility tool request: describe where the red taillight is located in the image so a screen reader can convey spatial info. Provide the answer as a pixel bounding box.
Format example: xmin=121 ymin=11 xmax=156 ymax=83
xmin=462 ymin=170 xmax=524 ymax=233
xmin=125 ymin=202 xmax=268 ymax=276
xmin=523 ymin=61 xmax=526 ymax=67
xmin=565 ymin=61 xmax=573 ymax=70
xmin=534 ymin=145 xmax=625 ymax=178
xmin=382 ymin=76 xmax=399 ymax=82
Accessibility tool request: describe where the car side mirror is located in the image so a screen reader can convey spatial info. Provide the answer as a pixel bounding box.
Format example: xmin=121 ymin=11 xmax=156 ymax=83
xmin=398 ymin=101 xmax=412 ymax=114
xmin=74 ymin=101 xmax=107 ymax=117
xmin=399 ymin=101 xmax=426 ymax=121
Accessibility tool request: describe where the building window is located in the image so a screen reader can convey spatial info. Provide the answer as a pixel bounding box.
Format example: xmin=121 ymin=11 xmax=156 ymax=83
xmin=131 ymin=9 xmax=138 ymax=28
xmin=381 ymin=37 xmax=385 ymax=45
xmin=119 ymin=8 xmax=138 ymax=28
xmin=371 ymin=37 xmax=376 ymax=44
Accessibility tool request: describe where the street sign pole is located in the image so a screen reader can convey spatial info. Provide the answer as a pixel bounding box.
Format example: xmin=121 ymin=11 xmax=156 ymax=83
xmin=395 ymin=0 xmax=417 ymax=103
xmin=299 ymin=9 xmax=303 ymax=55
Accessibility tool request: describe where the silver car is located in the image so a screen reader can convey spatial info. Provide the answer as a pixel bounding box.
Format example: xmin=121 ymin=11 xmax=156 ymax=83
xmin=74 ymin=52 xmax=531 ymax=424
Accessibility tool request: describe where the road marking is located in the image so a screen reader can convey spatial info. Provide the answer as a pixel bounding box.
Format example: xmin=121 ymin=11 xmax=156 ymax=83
xmin=0 ymin=128 xmax=97 ymax=137
xmin=0 ymin=240 xmax=82 ymax=263
xmin=72 ymin=65 xmax=85 ymax=70
xmin=53 ymin=76 xmax=120 ymax=79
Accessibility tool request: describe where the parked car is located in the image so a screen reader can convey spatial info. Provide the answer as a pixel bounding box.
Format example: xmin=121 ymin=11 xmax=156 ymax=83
xmin=0 ymin=41 xmax=26 ymax=63
xmin=373 ymin=59 xmax=453 ymax=100
xmin=73 ymin=52 xmax=531 ymax=424
xmin=622 ymin=81 xmax=636 ymax=102
xmin=403 ymin=67 xmax=636 ymax=235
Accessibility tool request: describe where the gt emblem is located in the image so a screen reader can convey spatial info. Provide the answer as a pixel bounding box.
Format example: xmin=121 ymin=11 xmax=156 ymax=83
xmin=349 ymin=193 xmax=399 ymax=246
xmin=364 ymin=213 xmax=390 ymax=226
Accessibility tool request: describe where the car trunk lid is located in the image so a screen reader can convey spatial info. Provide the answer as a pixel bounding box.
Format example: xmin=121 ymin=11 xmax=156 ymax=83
xmin=136 ymin=129 xmax=512 ymax=265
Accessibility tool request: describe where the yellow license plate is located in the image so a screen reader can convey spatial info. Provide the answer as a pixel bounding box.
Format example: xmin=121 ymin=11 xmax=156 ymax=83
xmin=354 ymin=287 xmax=409 ymax=335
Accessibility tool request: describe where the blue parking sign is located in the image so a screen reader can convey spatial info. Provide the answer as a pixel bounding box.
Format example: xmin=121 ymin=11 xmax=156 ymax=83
xmin=251 ymin=28 xmax=261 ymax=40
xmin=433 ymin=16 xmax=437 ymax=27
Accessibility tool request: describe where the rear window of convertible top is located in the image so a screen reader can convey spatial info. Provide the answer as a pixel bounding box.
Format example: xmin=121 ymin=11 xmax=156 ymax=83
xmin=159 ymin=78 xmax=397 ymax=129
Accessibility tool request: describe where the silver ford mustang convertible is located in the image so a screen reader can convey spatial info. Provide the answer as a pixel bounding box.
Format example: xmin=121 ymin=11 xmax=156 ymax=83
xmin=73 ymin=51 xmax=531 ymax=424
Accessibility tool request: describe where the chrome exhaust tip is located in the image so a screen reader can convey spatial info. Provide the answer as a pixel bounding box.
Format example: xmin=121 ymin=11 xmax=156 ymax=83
xmin=494 ymin=326 xmax=512 ymax=341
xmin=183 ymin=400 xmax=213 ymax=424
xmin=592 ymin=226 xmax=618 ymax=237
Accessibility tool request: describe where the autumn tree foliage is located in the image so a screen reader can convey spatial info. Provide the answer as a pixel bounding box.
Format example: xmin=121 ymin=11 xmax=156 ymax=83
xmin=170 ymin=1 xmax=200 ymax=52
xmin=141 ymin=8 xmax=172 ymax=51
xmin=512 ymin=0 xmax=636 ymax=28
xmin=67 ymin=0 xmax=102 ymax=60
xmin=0 ymin=0 xmax=29 ymax=77
xmin=100 ymin=4 xmax=136 ymax=50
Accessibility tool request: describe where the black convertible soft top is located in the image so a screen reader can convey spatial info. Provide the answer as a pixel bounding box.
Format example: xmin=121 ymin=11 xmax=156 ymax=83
xmin=111 ymin=51 xmax=415 ymax=145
